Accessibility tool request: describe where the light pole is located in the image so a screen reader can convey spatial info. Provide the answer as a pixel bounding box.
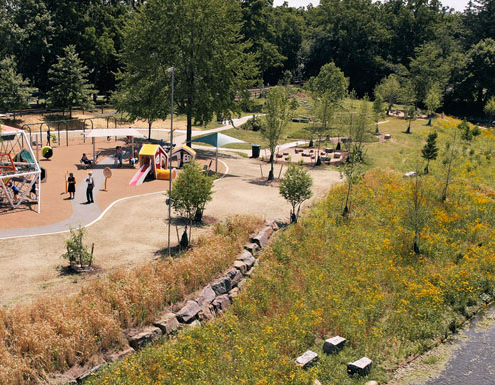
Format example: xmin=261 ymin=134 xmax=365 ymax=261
xmin=167 ymin=66 xmax=174 ymax=258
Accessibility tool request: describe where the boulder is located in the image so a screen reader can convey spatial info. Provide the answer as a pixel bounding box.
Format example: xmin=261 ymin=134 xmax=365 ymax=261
xmin=234 ymin=260 xmax=249 ymax=274
xmin=212 ymin=294 xmax=231 ymax=312
xmin=347 ymin=357 xmax=372 ymax=376
xmin=245 ymin=267 xmax=255 ymax=278
xmin=211 ymin=276 xmax=232 ymax=296
xmin=237 ymin=250 xmax=256 ymax=268
xmin=153 ymin=313 xmax=180 ymax=335
xmin=225 ymin=268 xmax=243 ymax=287
xmin=229 ymin=287 xmax=240 ymax=300
xmin=176 ymin=300 xmax=201 ymax=323
xmin=244 ymin=242 xmax=260 ymax=254
xmin=127 ymin=326 xmax=162 ymax=350
xmin=195 ymin=285 xmax=216 ymax=307
xmin=183 ymin=320 xmax=201 ymax=330
xmin=266 ymin=220 xmax=279 ymax=231
xmin=323 ymin=336 xmax=346 ymax=354
xmin=295 ymin=350 xmax=318 ymax=369
xmin=251 ymin=229 xmax=271 ymax=248
xmin=198 ymin=304 xmax=216 ymax=321
xmin=237 ymin=279 xmax=248 ymax=291
xmin=107 ymin=347 xmax=135 ymax=362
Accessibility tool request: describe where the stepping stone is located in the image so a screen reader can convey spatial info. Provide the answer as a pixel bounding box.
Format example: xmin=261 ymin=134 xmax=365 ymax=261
xmin=323 ymin=336 xmax=346 ymax=354
xmin=295 ymin=350 xmax=318 ymax=369
xmin=347 ymin=357 xmax=372 ymax=376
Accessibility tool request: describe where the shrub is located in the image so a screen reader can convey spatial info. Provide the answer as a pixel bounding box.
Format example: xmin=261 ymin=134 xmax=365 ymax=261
xmin=61 ymin=226 xmax=93 ymax=267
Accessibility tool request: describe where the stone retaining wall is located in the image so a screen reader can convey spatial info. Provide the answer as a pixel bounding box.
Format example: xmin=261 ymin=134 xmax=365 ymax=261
xmin=60 ymin=220 xmax=279 ymax=384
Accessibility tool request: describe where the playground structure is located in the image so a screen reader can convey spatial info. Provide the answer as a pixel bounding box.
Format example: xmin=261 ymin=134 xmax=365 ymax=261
xmin=0 ymin=125 xmax=42 ymax=212
xmin=171 ymin=145 xmax=196 ymax=168
xmin=130 ymin=144 xmax=178 ymax=186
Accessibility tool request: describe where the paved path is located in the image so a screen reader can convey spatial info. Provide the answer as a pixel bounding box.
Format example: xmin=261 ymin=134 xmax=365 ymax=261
xmin=424 ymin=307 xmax=495 ymax=385
xmin=0 ymin=116 xmax=258 ymax=239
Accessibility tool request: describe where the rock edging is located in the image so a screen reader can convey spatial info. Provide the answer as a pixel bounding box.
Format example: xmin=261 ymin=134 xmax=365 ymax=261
xmin=65 ymin=220 xmax=279 ymax=384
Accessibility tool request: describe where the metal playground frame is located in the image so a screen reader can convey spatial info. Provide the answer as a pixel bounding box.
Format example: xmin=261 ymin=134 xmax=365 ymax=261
xmin=0 ymin=125 xmax=41 ymax=213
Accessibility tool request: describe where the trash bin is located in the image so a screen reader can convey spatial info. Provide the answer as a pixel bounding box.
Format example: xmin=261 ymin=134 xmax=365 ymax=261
xmin=251 ymin=144 xmax=261 ymax=158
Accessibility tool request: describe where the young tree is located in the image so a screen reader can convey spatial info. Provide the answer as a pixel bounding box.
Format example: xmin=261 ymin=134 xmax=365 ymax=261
xmin=308 ymin=62 xmax=348 ymax=165
xmin=120 ymin=0 xmax=256 ymax=147
xmin=341 ymin=149 xmax=364 ymax=217
xmin=0 ymin=57 xmax=32 ymax=120
xmin=279 ymin=163 xmax=313 ymax=223
xmin=421 ymin=132 xmax=438 ymax=174
xmin=484 ymin=96 xmax=495 ymax=125
xmin=261 ymin=86 xmax=295 ymax=180
xmin=403 ymin=170 xmax=428 ymax=255
xmin=374 ymin=75 xmax=402 ymax=116
xmin=372 ymin=95 xmax=384 ymax=134
xmin=47 ymin=45 xmax=95 ymax=118
xmin=441 ymin=126 xmax=460 ymax=202
xmin=62 ymin=226 xmax=94 ymax=269
xmin=424 ymin=83 xmax=443 ymax=126
xmin=169 ymin=161 xmax=214 ymax=245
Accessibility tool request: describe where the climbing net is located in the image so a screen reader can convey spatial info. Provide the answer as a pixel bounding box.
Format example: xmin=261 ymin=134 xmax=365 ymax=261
xmin=0 ymin=126 xmax=41 ymax=213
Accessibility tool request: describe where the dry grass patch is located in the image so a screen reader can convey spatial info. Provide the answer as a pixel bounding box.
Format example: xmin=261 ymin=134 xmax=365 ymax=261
xmin=0 ymin=215 xmax=261 ymax=385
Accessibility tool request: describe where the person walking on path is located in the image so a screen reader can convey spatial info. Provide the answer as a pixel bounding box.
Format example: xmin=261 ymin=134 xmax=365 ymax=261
xmin=85 ymin=171 xmax=95 ymax=204
xmin=67 ymin=172 xmax=76 ymax=199
xmin=117 ymin=146 xmax=123 ymax=168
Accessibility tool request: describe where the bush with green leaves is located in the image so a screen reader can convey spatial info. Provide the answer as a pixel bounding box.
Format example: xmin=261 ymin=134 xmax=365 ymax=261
xmin=170 ymin=161 xmax=214 ymax=224
xmin=62 ymin=226 xmax=93 ymax=267
xmin=279 ymin=163 xmax=312 ymax=222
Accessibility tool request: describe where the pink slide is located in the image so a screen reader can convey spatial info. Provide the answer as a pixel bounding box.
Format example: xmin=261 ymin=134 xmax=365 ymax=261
xmin=129 ymin=165 xmax=151 ymax=186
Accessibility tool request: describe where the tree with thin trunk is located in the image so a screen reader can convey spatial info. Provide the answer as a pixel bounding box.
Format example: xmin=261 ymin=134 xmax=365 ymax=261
xmin=372 ymin=95 xmax=384 ymax=134
xmin=403 ymin=166 xmax=428 ymax=255
xmin=441 ymin=126 xmax=460 ymax=202
xmin=279 ymin=163 xmax=313 ymax=223
xmin=47 ymin=46 xmax=95 ymax=119
xmin=307 ymin=62 xmax=348 ymax=165
xmin=169 ymin=161 xmax=214 ymax=246
xmin=261 ymin=86 xmax=295 ymax=180
xmin=424 ymin=83 xmax=443 ymax=126
xmin=421 ymin=132 xmax=438 ymax=174
xmin=341 ymin=149 xmax=363 ymax=217
xmin=374 ymin=75 xmax=402 ymax=116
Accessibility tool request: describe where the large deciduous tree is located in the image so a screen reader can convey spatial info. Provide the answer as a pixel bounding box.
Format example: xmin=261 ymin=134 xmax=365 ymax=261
xmin=0 ymin=57 xmax=32 ymax=118
xmin=120 ymin=0 xmax=256 ymax=147
xmin=47 ymin=45 xmax=94 ymax=118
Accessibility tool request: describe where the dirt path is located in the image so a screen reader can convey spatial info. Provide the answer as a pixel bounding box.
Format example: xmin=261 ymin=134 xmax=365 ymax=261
xmin=0 ymin=153 xmax=340 ymax=306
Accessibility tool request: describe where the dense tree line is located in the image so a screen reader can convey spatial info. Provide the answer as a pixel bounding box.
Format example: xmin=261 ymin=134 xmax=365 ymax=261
xmin=0 ymin=0 xmax=494 ymax=117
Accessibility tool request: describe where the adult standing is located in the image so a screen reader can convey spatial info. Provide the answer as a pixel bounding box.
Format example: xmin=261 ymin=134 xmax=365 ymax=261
xmin=117 ymin=146 xmax=123 ymax=168
xmin=67 ymin=172 xmax=76 ymax=199
xmin=85 ymin=171 xmax=95 ymax=204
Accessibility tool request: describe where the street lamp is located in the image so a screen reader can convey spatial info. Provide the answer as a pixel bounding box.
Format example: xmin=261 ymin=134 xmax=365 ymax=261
xmin=167 ymin=66 xmax=174 ymax=258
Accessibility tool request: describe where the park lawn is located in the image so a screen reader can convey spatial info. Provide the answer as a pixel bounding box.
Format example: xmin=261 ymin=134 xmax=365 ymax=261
xmin=88 ymin=168 xmax=495 ymax=385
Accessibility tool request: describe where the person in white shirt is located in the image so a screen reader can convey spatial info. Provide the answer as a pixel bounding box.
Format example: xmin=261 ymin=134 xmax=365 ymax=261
xmin=85 ymin=171 xmax=95 ymax=203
